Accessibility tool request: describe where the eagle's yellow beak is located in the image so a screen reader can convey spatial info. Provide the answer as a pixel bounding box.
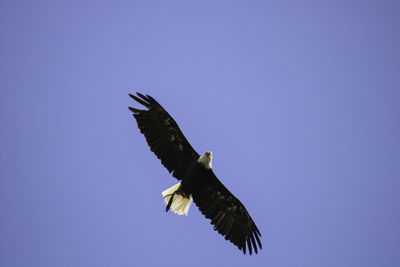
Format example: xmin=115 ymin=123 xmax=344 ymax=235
xmin=206 ymin=152 xmax=213 ymax=159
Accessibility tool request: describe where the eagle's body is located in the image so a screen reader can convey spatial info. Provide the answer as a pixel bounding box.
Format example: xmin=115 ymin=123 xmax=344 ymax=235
xmin=129 ymin=93 xmax=262 ymax=255
xmin=183 ymin=154 xmax=213 ymax=194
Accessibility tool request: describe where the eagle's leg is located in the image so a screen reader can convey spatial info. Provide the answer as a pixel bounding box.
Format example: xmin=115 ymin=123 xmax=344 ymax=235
xmin=166 ymin=193 xmax=175 ymax=212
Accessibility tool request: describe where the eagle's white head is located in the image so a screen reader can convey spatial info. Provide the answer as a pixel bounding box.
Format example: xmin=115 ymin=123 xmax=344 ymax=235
xmin=198 ymin=151 xmax=213 ymax=169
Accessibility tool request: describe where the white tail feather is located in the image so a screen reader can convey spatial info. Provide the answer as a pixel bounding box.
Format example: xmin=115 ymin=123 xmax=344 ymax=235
xmin=162 ymin=182 xmax=192 ymax=216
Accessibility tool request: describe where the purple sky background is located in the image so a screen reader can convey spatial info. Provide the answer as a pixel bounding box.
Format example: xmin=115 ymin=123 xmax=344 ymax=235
xmin=1 ymin=1 xmax=399 ymax=266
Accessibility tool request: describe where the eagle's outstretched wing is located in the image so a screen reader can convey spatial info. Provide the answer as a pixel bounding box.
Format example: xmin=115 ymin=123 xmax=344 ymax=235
xmin=193 ymin=170 xmax=262 ymax=255
xmin=129 ymin=93 xmax=199 ymax=180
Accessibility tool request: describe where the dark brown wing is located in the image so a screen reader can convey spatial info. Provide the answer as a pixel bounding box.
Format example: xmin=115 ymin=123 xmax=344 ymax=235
xmin=129 ymin=93 xmax=200 ymax=180
xmin=192 ymin=170 xmax=262 ymax=255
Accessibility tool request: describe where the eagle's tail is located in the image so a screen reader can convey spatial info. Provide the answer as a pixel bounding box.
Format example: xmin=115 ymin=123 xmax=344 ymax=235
xmin=162 ymin=183 xmax=192 ymax=216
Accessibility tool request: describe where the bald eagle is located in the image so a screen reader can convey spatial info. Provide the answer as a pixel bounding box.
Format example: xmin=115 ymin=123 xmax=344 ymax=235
xmin=128 ymin=93 xmax=262 ymax=255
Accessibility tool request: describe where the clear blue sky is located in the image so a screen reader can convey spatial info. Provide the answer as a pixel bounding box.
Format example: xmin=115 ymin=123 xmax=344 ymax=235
xmin=1 ymin=1 xmax=399 ymax=266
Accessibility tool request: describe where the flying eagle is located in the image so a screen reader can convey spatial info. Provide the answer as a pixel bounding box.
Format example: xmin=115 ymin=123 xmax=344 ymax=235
xmin=128 ymin=93 xmax=262 ymax=255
